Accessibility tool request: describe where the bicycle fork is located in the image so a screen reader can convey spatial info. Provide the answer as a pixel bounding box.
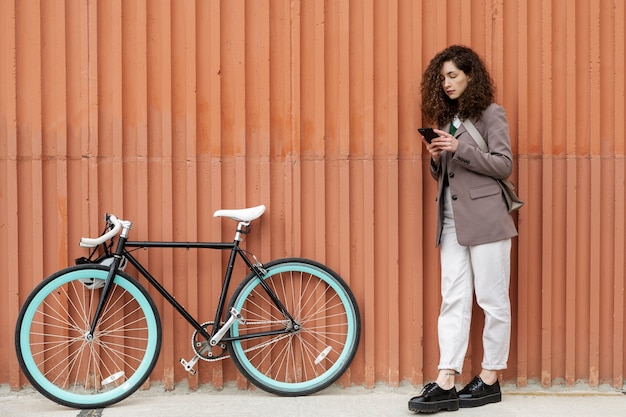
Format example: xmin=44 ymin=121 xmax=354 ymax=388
xmin=87 ymin=219 xmax=133 ymax=339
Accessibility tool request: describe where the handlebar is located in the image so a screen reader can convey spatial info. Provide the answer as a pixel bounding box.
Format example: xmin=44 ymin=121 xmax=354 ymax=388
xmin=79 ymin=214 xmax=123 ymax=248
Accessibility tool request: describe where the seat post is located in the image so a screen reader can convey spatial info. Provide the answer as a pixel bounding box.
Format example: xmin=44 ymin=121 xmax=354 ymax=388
xmin=234 ymin=221 xmax=250 ymax=242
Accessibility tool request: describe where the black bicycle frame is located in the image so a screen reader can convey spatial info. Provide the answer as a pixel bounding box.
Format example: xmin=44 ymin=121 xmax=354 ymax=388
xmin=89 ymin=234 xmax=297 ymax=345
xmin=124 ymin=240 xmax=245 ymax=342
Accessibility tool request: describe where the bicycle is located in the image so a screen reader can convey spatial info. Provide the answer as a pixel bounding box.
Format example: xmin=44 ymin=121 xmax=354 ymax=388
xmin=14 ymin=205 xmax=361 ymax=409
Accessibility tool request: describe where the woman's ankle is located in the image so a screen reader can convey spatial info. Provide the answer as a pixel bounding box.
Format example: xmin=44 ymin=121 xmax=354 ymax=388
xmin=479 ymin=370 xmax=498 ymax=385
xmin=435 ymin=369 xmax=457 ymax=390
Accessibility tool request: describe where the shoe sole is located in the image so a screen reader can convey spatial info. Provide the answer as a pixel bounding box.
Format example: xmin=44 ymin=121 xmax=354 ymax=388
xmin=458 ymin=392 xmax=502 ymax=408
xmin=408 ymin=399 xmax=460 ymax=413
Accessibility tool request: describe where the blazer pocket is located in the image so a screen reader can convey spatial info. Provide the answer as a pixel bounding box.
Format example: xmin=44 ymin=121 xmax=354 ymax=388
xmin=469 ymin=183 xmax=501 ymax=200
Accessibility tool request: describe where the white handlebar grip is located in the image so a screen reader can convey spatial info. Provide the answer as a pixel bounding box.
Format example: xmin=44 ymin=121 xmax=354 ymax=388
xmin=80 ymin=215 xmax=122 ymax=247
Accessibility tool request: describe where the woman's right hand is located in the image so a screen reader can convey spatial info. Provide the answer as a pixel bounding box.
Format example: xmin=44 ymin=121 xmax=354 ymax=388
xmin=425 ymin=141 xmax=442 ymax=163
xmin=422 ymin=129 xmax=443 ymax=163
xmin=423 ymin=128 xmax=454 ymax=163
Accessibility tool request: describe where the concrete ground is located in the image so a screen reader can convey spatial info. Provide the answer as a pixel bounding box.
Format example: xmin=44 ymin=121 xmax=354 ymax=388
xmin=1 ymin=383 xmax=624 ymax=417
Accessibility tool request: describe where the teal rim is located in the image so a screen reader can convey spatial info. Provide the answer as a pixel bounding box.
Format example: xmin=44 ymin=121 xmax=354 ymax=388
xmin=230 ymin=262 xmax=358 ymax=392
xmin=18 ymin=269 xmax=159 ymax=406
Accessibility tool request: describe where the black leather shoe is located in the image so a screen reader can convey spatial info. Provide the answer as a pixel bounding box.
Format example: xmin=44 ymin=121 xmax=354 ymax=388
xmin=408 ymin=382 xmax=459 ymax=413
xmin=458 ymin=376 xmax=501 ymax=408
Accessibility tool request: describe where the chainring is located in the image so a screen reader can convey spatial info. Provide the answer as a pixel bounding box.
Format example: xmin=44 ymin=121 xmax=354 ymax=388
xmin=192 ymin=322 xmax=229 ymax=361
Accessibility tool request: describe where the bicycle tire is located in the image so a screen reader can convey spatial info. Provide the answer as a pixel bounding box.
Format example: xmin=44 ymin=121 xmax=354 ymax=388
xmin=227 ymin=258 xmax=361 ymax=396
xmin=15 ymin=265 xmax=162 ymax=409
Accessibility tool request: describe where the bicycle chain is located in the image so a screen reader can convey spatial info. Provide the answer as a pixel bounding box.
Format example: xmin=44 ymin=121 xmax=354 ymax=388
xmin=191 ymin=320 xmax=293 ymax=363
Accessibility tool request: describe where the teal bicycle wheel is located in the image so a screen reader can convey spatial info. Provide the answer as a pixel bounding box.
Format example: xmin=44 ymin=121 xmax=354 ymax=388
xmin=228 ymin=258 xmax=360 ymax=396
xmin=15 ymin=265 xmax=161 ymax=409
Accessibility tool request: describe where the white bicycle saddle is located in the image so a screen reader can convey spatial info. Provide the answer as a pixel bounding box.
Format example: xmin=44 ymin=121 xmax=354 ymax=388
xmin=213 ymin=205 xmax=266 ymax=222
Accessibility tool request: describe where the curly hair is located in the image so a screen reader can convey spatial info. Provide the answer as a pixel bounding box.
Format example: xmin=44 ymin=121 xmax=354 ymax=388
xmin=420 ymin=45 xmax=495 ymax=127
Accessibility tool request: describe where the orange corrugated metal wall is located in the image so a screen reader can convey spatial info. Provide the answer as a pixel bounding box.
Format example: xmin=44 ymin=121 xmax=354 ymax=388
xmin=1 ymin=0 xmax=624 ymax=391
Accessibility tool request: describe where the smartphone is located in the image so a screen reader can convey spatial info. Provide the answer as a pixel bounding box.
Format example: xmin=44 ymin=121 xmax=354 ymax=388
xmin=418 ymin=127 xmax=439 ymax=144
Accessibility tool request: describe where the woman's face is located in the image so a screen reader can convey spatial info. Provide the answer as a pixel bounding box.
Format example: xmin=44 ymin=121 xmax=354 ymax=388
xmin=440 ymin=60 xmax=470 ymax=100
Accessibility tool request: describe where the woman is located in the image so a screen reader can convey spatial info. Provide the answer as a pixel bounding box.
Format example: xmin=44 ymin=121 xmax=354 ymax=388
xmin=408 ymin=45 xmax=518 ymax=413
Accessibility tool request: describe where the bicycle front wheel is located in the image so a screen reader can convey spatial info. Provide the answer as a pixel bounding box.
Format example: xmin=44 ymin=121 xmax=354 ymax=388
xmin=228 ymin=258 xmax=361 ymax=396
xmin=15 ymin=265 xmax=161 ymax=409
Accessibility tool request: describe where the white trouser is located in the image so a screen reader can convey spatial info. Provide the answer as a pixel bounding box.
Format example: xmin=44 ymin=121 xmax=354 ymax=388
xmin=438 ymin=187 xmax=511 ymax=373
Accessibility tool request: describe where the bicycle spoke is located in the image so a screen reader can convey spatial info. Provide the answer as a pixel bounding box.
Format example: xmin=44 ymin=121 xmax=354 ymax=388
xmin=229 ymin=259 xmax=360 ymax=396
xmin=16 ymin=266 xmax=161 ymax=408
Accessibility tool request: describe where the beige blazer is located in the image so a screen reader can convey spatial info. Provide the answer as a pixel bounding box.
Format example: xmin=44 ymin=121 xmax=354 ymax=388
xmin=430 ymin=103 xmax=518 ymax=247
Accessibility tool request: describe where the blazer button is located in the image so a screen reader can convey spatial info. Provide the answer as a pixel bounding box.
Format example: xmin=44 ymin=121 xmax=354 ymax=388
xmin=451 ymin=194 xmax=458 ymax=200
xmin=448 ymin=172 xmax=455 ymax=178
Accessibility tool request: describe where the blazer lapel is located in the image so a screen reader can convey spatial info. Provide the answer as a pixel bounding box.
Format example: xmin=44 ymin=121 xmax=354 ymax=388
xmin=442 ymin=120 xmax=468 ymax=139
xmin=453 ymin=121 xmax=467 ymax=138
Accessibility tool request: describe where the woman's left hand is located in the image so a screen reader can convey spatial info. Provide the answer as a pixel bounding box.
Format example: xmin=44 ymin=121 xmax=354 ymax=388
xmin=430 ymin=129 xmax=458 ymax=153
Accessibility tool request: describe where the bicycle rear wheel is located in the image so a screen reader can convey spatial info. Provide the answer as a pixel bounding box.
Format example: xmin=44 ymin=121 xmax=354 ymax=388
xmin=227 ymin=258 xmax=360 ymax=396
xmin=15 ymin=265 xmax=161 ymax=409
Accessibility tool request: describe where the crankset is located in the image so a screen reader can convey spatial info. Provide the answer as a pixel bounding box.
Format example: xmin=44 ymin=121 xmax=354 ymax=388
xmin=179 ymin=321 xmax=229 ymax=375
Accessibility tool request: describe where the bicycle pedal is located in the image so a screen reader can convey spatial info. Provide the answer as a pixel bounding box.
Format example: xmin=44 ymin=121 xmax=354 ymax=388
xmin=179 ymin=358 xmax=197 ymax=375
